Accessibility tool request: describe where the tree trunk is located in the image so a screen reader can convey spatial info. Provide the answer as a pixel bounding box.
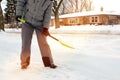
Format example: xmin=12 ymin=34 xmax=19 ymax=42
xmin=0 ymin=2 xmax=5 ymax=31
xmin=55 ymin=10 xmax=60 ymax=28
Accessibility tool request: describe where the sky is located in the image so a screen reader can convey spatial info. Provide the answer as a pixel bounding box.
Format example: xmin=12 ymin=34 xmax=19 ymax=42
xmin=1 ymin=0 xmax=120 ymax=12
xmin=93 ymin=0 xmax=120 ymax=12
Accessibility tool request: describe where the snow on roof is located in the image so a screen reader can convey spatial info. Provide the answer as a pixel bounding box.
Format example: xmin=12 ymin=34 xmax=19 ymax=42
xmin=59 ymin=11 xmax=120 ymax=18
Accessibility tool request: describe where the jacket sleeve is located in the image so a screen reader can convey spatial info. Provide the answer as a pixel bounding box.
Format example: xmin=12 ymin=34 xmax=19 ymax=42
xmin=16 ymin=0 xmax=27 ymax=16
xmin=43 ymin=2 xmax=52 ymax=28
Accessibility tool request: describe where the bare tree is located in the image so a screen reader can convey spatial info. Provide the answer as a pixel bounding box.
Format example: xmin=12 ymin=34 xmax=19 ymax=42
xmin=75 ymin=0 xmax=79 ymax=12
xmin=79 ymin=0 xmax=94 ymax=12
xmin=52 ymin=0 xmax=63 ymax=28
xmin=84 ymin=0 xmax=93 ymax=11
xmin=59 ymin=0 xmax=73 ymax=14
xmin=59 ymin=2 xmax=66 ymax=14
xmin=66 ymin=0 xmax=94 ymax=13
xmin=68 ymin=0 xmax=76 ymax=13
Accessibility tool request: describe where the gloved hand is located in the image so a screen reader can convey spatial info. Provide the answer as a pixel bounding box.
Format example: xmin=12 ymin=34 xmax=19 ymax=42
xmin=42 ymin=28 xmax=50 ymax=36
xmin=16 ymin=15 xmax=22 ymax=22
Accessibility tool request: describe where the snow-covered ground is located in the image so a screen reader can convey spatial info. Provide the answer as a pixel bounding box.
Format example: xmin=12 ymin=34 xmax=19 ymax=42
xmin=0 ymin=25 xmax=120 ymax=80
xmin=5 ymin=25 xmax=120 ymax=34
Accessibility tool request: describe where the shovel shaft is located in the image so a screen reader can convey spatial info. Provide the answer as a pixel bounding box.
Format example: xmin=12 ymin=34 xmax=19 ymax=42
xmin=18 ymin=18 xmax=75 ymax=49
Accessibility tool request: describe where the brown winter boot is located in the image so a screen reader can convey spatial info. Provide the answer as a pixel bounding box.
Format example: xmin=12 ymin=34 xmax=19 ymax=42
xmin=21 ymin=64 xmax=28 ymax=69
xmin=42 ymin=57 xmax=57 ymax=69
xmin=21 ymin=57 xmax=30 ymax=69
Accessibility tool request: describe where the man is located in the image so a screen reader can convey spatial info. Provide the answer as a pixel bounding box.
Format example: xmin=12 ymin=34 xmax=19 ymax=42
xmin=16 ymin=0 xmax=57 ymax=69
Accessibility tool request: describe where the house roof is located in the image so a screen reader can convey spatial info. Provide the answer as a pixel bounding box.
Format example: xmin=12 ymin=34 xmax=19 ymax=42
xmin=59 ymin=11 xmax=120 ymax=18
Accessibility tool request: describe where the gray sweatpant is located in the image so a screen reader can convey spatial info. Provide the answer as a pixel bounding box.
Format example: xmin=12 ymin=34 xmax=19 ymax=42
xmin=20 ymin=23 xmax=54 ymax=66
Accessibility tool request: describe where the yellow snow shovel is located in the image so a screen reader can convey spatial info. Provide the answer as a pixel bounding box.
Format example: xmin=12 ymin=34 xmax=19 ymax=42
xmin=18 ymin=18 xmax=75 ymax=49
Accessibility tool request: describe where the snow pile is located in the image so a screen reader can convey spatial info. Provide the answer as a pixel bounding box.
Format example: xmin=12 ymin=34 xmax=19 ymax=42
xmin=50 ymin=25 xmax=120 ymax=34
xmin=5 ymin=28 xmax=21 ymax=33
xmin=5 ymin=25 xmax=120 ymax=34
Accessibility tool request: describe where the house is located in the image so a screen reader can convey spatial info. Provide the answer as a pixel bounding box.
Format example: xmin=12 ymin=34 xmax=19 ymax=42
xmin=50 ymin=11 xmax=120 ymax=26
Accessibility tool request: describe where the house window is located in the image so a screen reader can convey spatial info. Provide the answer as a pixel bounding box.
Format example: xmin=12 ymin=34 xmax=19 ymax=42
xmin=68 ymin=18 xmax=79 ymax=25
xmin=91 ymin=16 xmax=99 ymax=23
xmin=92 ymin=17 xmax=94 ymax=22
xmin=95 ymin=17 xmax=98 ymax=22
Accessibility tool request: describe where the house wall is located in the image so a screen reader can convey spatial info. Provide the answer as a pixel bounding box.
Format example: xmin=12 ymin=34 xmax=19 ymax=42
xmin=50 ymin=14 xmax=120 ymax=26
xmin=100 ymin=15 xmax=108 ymax=25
